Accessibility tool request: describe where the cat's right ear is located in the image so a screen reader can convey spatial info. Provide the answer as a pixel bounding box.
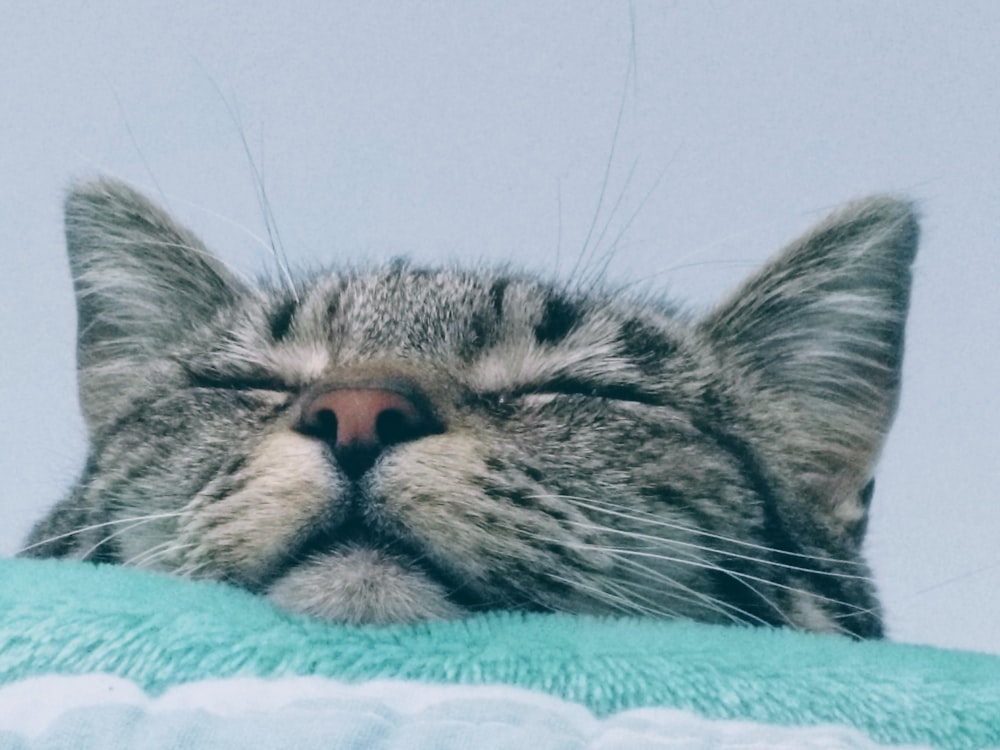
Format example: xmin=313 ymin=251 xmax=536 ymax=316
xmin=65 ymin=178 xmax=246 ymax=429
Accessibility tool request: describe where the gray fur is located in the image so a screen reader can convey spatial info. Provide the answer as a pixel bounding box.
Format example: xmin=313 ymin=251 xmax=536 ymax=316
xmin=23 ymin=178 xmax=919 ymax=637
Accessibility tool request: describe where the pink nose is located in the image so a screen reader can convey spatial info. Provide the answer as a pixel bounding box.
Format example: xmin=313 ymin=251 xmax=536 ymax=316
xmin=298 ymin=387 xmax=436 ymax=478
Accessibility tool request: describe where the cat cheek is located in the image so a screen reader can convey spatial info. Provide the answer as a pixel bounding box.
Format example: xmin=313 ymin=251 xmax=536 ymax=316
xmin=375 ymin=434 xmax=488 ymax=514
xmin=373 ymin=435 xmax=499 ymax=562
xmin=178 ymin=431 xmax=340 ymax=585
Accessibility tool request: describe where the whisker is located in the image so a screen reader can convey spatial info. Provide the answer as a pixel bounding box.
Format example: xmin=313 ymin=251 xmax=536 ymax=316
xmin=552 ymin=179 xmax=563 ymax=277
xmin=108 ymin=84 xmax=168 ymax=210
xmin=543 ymin=529 xmax=826 ymax=625
xmin=595 ymin=577 xmax=685 ymax=619
xmin=602 ymin=544 xmax=872 ymax=616
xmin=171 ymin=558 xmax=214 ymax=580
xmin=600 ymin=542 xmax=793 ymax=627
xmin=616 ymin=214 xmax=786 ymax=293
xmin=586 ymin=159 xmax=670 ymax=293
xmin=16 ymin=511 xmax=189 ymax=556
xmin=545 ymin=570 xmax=657 ymax=617
xmin=569 ymin=46 xmax=633 ymax=287
xmin=580 ymin=155 xmax=640 ymax=289
xmin=608 ymin=553 xmax=775 ymax=627
xmin=80 ymin=511 xmax=191 ymax=560
xmin=609 ymin=567 xmax=750 ymax=624
xmin=528 ymin=530 xmax=781 ymax=627
xmin=821 ymin=562 xmax=1000 ymax=627
xmin=893 ymin=560 xmax=1000 ymax=608
xmin=563 ymin=517 xmax=874 ymax=582
xmin=200 ymin=72 xmax=299 ymax=301
xmin=547 ymin=493 xmax=870 ymax=568
xmin=167 ymin=198 xmax=298 ymax=289
xmin=124 ymin=540 xmax=196 ymax=569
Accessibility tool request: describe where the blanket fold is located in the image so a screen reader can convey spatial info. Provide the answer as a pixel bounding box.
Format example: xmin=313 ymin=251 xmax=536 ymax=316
xmin=1 ymin=558 xmax=997 ymax=749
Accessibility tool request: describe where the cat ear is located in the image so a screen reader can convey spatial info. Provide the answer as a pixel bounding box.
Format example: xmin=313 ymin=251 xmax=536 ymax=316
xmin=65 ymin=178 xmax=246 ymax=428
xmin=700 ymin=197 xmax=918 ymax=544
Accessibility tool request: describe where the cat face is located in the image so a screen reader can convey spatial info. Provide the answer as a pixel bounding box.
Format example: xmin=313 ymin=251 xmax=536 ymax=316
xmin=24 ymin=179 xmax=918 ymax=637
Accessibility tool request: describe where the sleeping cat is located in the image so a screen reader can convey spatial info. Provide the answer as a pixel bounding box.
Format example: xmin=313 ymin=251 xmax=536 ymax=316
xmin=22 ymin=178 xmax=918 ymax=638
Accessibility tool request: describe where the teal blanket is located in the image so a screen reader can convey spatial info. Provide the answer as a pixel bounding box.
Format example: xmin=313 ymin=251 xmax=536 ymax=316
xmin=0 ymin=558 xmax=997 ymax=749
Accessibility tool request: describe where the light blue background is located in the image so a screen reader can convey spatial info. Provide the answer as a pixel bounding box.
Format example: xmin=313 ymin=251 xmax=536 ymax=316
xmin=2 ymin=2 xmax=997 ymax=654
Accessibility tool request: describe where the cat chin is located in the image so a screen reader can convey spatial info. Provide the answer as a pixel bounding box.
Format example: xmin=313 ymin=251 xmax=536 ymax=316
xmin=264 ymin=547 xmax=465 ymax=625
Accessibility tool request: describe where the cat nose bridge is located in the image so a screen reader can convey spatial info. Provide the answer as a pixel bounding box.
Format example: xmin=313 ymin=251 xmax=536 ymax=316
xmin=297 ymin=385 xmax=440 ymax=479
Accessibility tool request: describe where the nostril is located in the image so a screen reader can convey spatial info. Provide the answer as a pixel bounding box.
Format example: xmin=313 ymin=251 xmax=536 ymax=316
xmin=375 ymin=408 xmax=413 ymax=445
xmin=306 ymin=408 xmax=338 ymax=443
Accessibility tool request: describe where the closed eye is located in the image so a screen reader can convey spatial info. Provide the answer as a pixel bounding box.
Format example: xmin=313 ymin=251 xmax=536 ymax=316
xmin=479 ymin=378 xmax=660 ymax=408
xmin=525 ymin=377 xmax=660 ymax=405
xmin=186 ymin=368 xmax=292 ymax=393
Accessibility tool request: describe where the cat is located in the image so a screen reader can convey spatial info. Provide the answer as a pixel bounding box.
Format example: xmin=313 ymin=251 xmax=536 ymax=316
xmin=22 ymin=178 xmax=919 ymax=638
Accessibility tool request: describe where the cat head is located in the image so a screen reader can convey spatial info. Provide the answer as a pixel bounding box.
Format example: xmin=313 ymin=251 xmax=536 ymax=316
xmin=29 ymin=178 xmax=918 ymax=637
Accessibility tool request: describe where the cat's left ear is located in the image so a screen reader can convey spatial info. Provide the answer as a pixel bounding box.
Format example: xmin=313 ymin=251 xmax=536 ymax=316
xmin=700 ymin=197 xmax=918 ymax=545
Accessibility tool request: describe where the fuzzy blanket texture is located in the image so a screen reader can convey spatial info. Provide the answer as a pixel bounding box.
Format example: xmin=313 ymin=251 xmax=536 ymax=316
xmin=0 ymin=558 xmax=997 ymax=749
